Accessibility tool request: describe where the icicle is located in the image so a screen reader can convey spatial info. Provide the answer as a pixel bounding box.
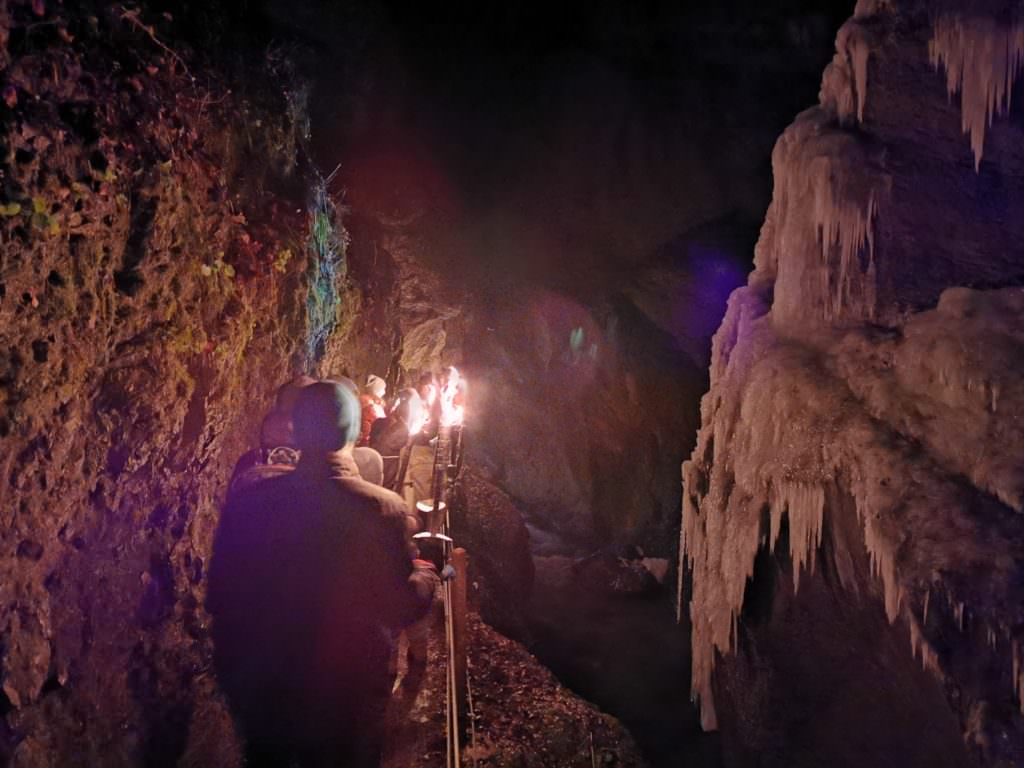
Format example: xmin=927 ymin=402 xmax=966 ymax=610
xmin=857 ymin=499 xmax=903 ymax=623
xmin=769 ymin=501 xmax=784 ymax=553
xmin=929 ymin=14 xmax=1024 ymax=170
xmin=833 ymin=20 xmax=874 ymax=123
xmin=1014 ymin=639 xmax=1024 ymax=715
xmin=811 ymin=160 xmax=879 ymax=318
xmin=676 ymin=485 xmax=691 ymax=624
xmin=909 ymin=617 xmax=941 ymax=675
xmin=773 ymin=482 xmax=826 ymax=591
xmin=923 ymin=588 xmax=931 ymax=625
xmin=852 ymin=37 xmax=870 ymax=122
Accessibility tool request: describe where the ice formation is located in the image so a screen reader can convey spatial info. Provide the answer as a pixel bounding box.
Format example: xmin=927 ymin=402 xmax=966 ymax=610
xmin=908 ymin=616 xmax=941 ymax=676
xmin=680 ymin=2 xmax=1024 ymax=756
xmin=812 ymin=168 xmax=878 ymax=320
xmin=1015 ymin=640 xmax=1024 ymax=715
xmin=769 ymin=482 xmax=825 ymax=592
xmin=929 ymin=13 xmax=1024 ymax=170
xmin=680 ymin=282 xmax=1024 ymax=735
xmin=837 ymin=20 xmax=874 ymax=123
xmin=765 ymin=110 xmax=885 ymax=327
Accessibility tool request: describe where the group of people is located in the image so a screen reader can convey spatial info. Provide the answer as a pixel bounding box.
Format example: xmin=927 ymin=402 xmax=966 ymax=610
xmin=207 ymin=368 xmax=465 ymax=767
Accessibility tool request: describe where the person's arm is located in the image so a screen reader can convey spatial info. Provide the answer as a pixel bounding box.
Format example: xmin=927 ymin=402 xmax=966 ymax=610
xmin=374 ymin=494 xmax=439 ymax=629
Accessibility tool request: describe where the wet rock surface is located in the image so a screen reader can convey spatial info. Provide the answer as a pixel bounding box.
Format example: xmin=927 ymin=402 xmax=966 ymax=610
xmin=0 ymin=3 xmax=313 ymax=762
xmin=528 ymin=556 xmax=718 ymax=768
xmin=450 ymin=471 xmax=535 ymax=640
xmin=464 ymin=283 xmax=707 ymax=554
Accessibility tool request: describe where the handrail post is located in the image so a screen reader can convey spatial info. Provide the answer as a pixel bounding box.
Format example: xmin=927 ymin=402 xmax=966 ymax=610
xmin=451 ymin=547 xmax=469 ymax=732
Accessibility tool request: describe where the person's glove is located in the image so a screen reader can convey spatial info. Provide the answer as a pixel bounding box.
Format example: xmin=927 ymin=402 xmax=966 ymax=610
xmin=439 ymin=564 xmax=456 ymax=582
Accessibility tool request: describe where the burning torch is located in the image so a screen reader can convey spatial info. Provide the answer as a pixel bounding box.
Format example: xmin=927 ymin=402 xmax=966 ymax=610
xmin=424 ymin=366 xmax=466 ymax=534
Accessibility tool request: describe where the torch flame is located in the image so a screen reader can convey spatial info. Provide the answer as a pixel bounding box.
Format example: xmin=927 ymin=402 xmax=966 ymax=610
xmin=423 ymin=384 xmax=437 ymax=408
xmin=439 ymin=367 xmax=465 ymax=428
xmin=407 ymin=398 xmax=428 ymax=437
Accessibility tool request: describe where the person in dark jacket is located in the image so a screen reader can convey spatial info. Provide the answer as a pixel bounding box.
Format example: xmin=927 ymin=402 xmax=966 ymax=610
xmin=230 ymin=375 xmax=385 ymax=492
xmin=227 ymin=375 xmax=316 ymax=496
xmin=369 ymin=388 xmax=424 ymax=490
xmin=208 ymin=381 xmax=439 ymax=767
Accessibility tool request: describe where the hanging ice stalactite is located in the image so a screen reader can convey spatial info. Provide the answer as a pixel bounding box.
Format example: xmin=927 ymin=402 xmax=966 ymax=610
xmin=909 ymin=616 xmax=941 ymax=676
xmin=770 ymin=482 xmax=826 ymax=592
xmin=929 ymin=12 xmax=1024 ymax=170
xmin=835 ymin=19 xmax=875 ymax=124
xmin=809 ymin=153 xmax=880 ymax=320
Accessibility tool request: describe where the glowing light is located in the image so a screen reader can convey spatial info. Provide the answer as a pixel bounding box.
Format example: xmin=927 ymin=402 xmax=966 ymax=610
xmin=407 ymin=397 xmax=429 ymax=437
xmin=422 ymin=384 xmax=437 ymax=408
xmin=439 ymin=367 xmax=465 ymax=428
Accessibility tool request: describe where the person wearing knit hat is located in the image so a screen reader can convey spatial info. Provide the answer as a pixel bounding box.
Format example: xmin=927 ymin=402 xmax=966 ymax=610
xmin=357 ymin=373 xmax=388 ymax=447
xmin=208 ymin=380 xmax=439 ymax=767
xmin=227 ymin=374 xmax=317 ymax=497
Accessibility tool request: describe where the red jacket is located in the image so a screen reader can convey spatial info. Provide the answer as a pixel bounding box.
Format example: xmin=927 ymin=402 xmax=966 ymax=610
xmin=357 ymin=394 xmax=386 ymax=446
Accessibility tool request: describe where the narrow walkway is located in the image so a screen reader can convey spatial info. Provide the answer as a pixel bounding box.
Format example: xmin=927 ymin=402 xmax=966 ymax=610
xmin=382 ymin=606 xmax=449 ymax=767
xmin=382 ymin=604 xmax=646 ymax=767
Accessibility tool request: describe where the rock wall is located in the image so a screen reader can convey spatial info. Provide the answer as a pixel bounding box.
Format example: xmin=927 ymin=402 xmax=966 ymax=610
xmin=0 ymin=4 xmax=330 ymax=763
xmin=321 ymin=210 xmax=467 ymax=384
xmin=334 ymin=206 xmax=720 ymax=556
xmin=679 ymin=1 xmax=1024 ymax=765
xmin=464 ymin=283 xmax=707 ymax=553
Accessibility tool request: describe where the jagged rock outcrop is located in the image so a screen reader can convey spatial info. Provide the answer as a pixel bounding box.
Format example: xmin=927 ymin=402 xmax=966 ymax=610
xmin=321 ymin=209 xmax=467 ymax=383
xmin=465 ymin=283 xmax=706 ymax=553
xmin=0 ymin=4 xmax=329 ymax=763
xmin=451 ymin=471 xmax=535 ymax=639
xmin=679 ymin=1 xmax=1024 ymax=765
xmin=335 ymin=217 xmax=713 ymax=554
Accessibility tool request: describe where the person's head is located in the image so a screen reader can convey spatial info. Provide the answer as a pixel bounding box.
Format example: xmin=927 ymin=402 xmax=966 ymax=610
xmin=292 ymin=381 xmax=361 ymax=455
xmin=274 ymin=375 xmax=316 ymax=413
xmin=365 ymin=374 xmax=386 ymax=400
xmin=393 ymin=388 xmax=423 ymax=427
xmin=260 ymin=375 xmax=315 ymax=449
xmin=260 ymin=410 xmax=294 ymax=449
xmin=416 ymin=372 xmax=436 ymax=402
xmin=335 ymin=376 xmax=359 ymax=397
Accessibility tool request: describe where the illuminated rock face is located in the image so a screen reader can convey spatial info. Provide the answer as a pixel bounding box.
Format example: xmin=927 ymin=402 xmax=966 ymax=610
xmin=337 ymin=216 xmax=724 ymax=554
xmin=679 ymin=1 xmax=1024 ymax=764
xmin=0 ymin=6 xmax=317 ymax=764
xmin=463 ymin=284 xmax=708 ymax=553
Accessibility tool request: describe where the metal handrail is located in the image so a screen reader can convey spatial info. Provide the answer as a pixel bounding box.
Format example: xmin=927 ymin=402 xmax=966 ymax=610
xmin=404 ymin=421 xmax=471 ymax=767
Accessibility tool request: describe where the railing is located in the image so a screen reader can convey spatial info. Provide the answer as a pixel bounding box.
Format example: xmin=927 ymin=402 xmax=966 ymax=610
xmin=444 ymin=546 xmax=468 ymax=767
xmin=419 ymin=423 xmax=471 ymax=767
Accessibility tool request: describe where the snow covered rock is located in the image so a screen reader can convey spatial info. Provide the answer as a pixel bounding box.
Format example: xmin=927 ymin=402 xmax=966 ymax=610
xmin=678 ymin=1 xmax=1024 ymax=764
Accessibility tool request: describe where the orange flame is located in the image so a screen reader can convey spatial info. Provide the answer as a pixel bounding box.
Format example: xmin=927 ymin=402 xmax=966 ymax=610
xmin=440 ymin=367 xmax=465 ymax=428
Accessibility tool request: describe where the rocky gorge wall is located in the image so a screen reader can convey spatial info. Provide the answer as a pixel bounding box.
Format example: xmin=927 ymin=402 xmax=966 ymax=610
xmin=463 ymin=281 xmax=708 ymax=553
xmin=330 ymin=204 xmax=732 ymax=557
xmin=679 ymin=0 xmax=1024 ymax=765
xmin=0 ymin=3 xmax=330 ymax=763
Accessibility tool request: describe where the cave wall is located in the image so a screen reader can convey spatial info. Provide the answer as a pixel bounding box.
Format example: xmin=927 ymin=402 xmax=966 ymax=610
xmin=321 ymin=210 xmax=467 ymax=385
xmin=327 ymin=200 xmax=716 ymax=555
xmin=464 ymin=284 xmax=707 ymax=553
xmin=679 ymin=0 xmax=1024 ymax=765
xmin=0 ymin=4 xmax=328 ymax=763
